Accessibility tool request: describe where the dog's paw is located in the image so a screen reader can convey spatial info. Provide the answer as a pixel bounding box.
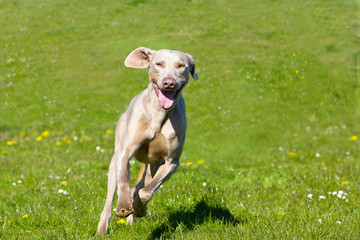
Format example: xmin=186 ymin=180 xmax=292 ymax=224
xmin=115 ymin=204 xmax=134 ymax=218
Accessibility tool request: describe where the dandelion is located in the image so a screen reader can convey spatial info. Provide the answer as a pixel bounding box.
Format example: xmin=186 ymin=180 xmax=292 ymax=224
xmin=62 ymin=137 xmax=71 ymax=144
xmin=189 ymin=37 xmax=194 ymax=41
xmin=106 ymin=130 xmax=114 ymax=135
xmin=341 ymin=181 xmax=348 ymax=185
xmin=56 ymin=141 xmax=62 ymax=146
xmin=22 ymin=214 xmax=29 ymax=219
xmin=25 ymin=137 xmax=29 ymax=141
xmin=36 ymin=136 xmax=43 ymax=142
xmin=6 ymin=141 xmax=13 ymax=146
xmin=186 ymin=162 xmax=193 ymax=166
xmin=307 ymin=194 xmax=313 ymax=199
xmin=292 ymin=53 xmax=297 ymax=57
xmin=197 ymin=159 xmax=205 ymax=164
xmin=1 ymin=150 xmax=7 ymax=155
xmin=61 ymin=180 xmax=68 ymax=185
xmin=351 ymin=135 xmax=357 ymax=141
xmin=84 ymin=135 xmax=92 ymax=141
xmin=41 ymin=130 xmax=50 ymax=138
xmin=289 ymin=152 xmax=297 ymax=157
xmin=117 ymin=219 xmax=126 ymax=224
xmin=50 ymin=120 xmax=55 ymax=125
xmin=295 ymin=70 xmax=300 ymax=74
xmin=345 ymin=25 xmax=350 ymax=29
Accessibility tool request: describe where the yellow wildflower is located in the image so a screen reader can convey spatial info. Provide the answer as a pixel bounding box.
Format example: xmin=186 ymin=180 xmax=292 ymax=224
xmin=25 ymin=137 xmax=30 ymax=141
xmin=6 ymin=141 xmax=13 ymax=146
xmin=345 ymin=25 xmax=350 ymax=29
xmin=292 ymin=53 xmax=297 ymax=57
xmin=22 ymin=214 xmax=29 ymax=219
xmin=56 ymin=141 xmax=62 ymax=146
xmin=295 ymin=70 xmax=300 ymax=74
xmin=36 ymin=136 xmax=43 ymax=142
xmin=117 ymin=219 xmax=126 ymax=224
xmin=189 ymin=37 xmax=194 ymax=41
xmin=1 ymin=150 xmax=7 ymax=155
xmin=351 ymin=135 xmax=357 ymax=141
xmin=106 ymin=130 xmax=114 ymax=135
xmin=289 ymin=152 xmax=297 ymax=157
xmin=61 ymin=180 xmax=68 ymax=185
xmin=84 ymin=135 xmax=92 ymax=141
xmin=341 ymin=181 xmax=348 ymax=185
xmin=50 ymin=120 xmax=55 ymax=125
xmin=197 ymin=159 xmax=205 ymax=164
xmin=186 ymin=162 xmax=193 ymax=166
xmin=41 ymin=130 xmax=50 ymax=138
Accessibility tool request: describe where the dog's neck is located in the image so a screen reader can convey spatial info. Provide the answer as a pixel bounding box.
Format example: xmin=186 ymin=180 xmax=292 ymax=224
xmin=146 ymin=83 xmax=172 ymax=132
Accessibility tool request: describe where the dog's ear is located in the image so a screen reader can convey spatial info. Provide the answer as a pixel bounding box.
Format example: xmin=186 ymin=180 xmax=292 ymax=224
xmin=186 ymin=53 xmax=199 ymax=81
xmin=124 ymin=47 xmax=155 ymax=69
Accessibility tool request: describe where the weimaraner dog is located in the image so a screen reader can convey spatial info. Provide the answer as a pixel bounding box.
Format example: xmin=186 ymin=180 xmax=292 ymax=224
xmin=97 ymin=47 xmax=198 ymax=235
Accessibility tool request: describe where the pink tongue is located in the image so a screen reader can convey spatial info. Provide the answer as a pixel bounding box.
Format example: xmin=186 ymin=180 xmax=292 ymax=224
xmin=158 ymin=90 xmax=175 ymax=109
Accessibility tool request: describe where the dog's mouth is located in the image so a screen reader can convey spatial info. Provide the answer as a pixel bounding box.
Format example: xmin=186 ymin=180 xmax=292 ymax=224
xmin=153 ymin=83 xmax=184 ymax=110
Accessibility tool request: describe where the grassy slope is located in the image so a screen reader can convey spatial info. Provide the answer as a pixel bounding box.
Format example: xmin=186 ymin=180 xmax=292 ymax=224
xmin=0 ymin=0 xmax=359 ymax=239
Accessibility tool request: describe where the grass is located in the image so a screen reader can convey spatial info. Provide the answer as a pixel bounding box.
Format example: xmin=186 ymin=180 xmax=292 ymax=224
xmin=0 ymin=0 xmax=359 ymax=239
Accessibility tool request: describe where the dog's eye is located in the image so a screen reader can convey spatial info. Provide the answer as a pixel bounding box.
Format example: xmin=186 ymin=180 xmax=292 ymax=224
xmin=155 ymin=62 xmax=163 ymax=67
xmin=177 ymin=64 xmax=185 ymax=69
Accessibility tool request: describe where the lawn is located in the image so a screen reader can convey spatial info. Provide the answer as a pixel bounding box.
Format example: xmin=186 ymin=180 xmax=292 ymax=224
xmin=0 ymin=0 xmax=359 ymax=239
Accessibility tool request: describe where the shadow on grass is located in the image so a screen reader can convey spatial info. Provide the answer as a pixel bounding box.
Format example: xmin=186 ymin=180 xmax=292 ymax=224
xmin=149 ymin=200 xmax=244 ymax=239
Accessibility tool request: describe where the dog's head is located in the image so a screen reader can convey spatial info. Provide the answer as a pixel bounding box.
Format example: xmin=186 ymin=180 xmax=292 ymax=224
xmin=124 ymin=47 xmax=198 ymax=110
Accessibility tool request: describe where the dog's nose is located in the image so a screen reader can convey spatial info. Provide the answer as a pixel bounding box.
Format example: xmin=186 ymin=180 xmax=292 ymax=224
xmin=162 ymin=77 xmax=176 ymax=89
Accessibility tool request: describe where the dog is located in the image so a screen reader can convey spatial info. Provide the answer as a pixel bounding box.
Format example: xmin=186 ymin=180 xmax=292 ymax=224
xmin=97 ymin=47 xmax=198 ymax=235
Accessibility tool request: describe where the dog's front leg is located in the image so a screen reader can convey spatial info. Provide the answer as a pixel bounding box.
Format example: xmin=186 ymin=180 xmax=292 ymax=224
xmin=114 ymin=150 xmax=134 ymax=218
xmin=132 ymin=158 xmax=179 ymax=217
xmin=96 ymin=153 xmax=118 ymax=236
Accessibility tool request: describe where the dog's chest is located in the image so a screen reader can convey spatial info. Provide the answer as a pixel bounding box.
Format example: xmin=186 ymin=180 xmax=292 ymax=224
xmin=134 ymin=132 xmax=169 ymax=164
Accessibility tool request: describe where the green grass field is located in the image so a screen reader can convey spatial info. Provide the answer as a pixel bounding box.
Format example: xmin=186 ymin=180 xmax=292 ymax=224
xmin=1 ymin=0 xmax=359 ymax=239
